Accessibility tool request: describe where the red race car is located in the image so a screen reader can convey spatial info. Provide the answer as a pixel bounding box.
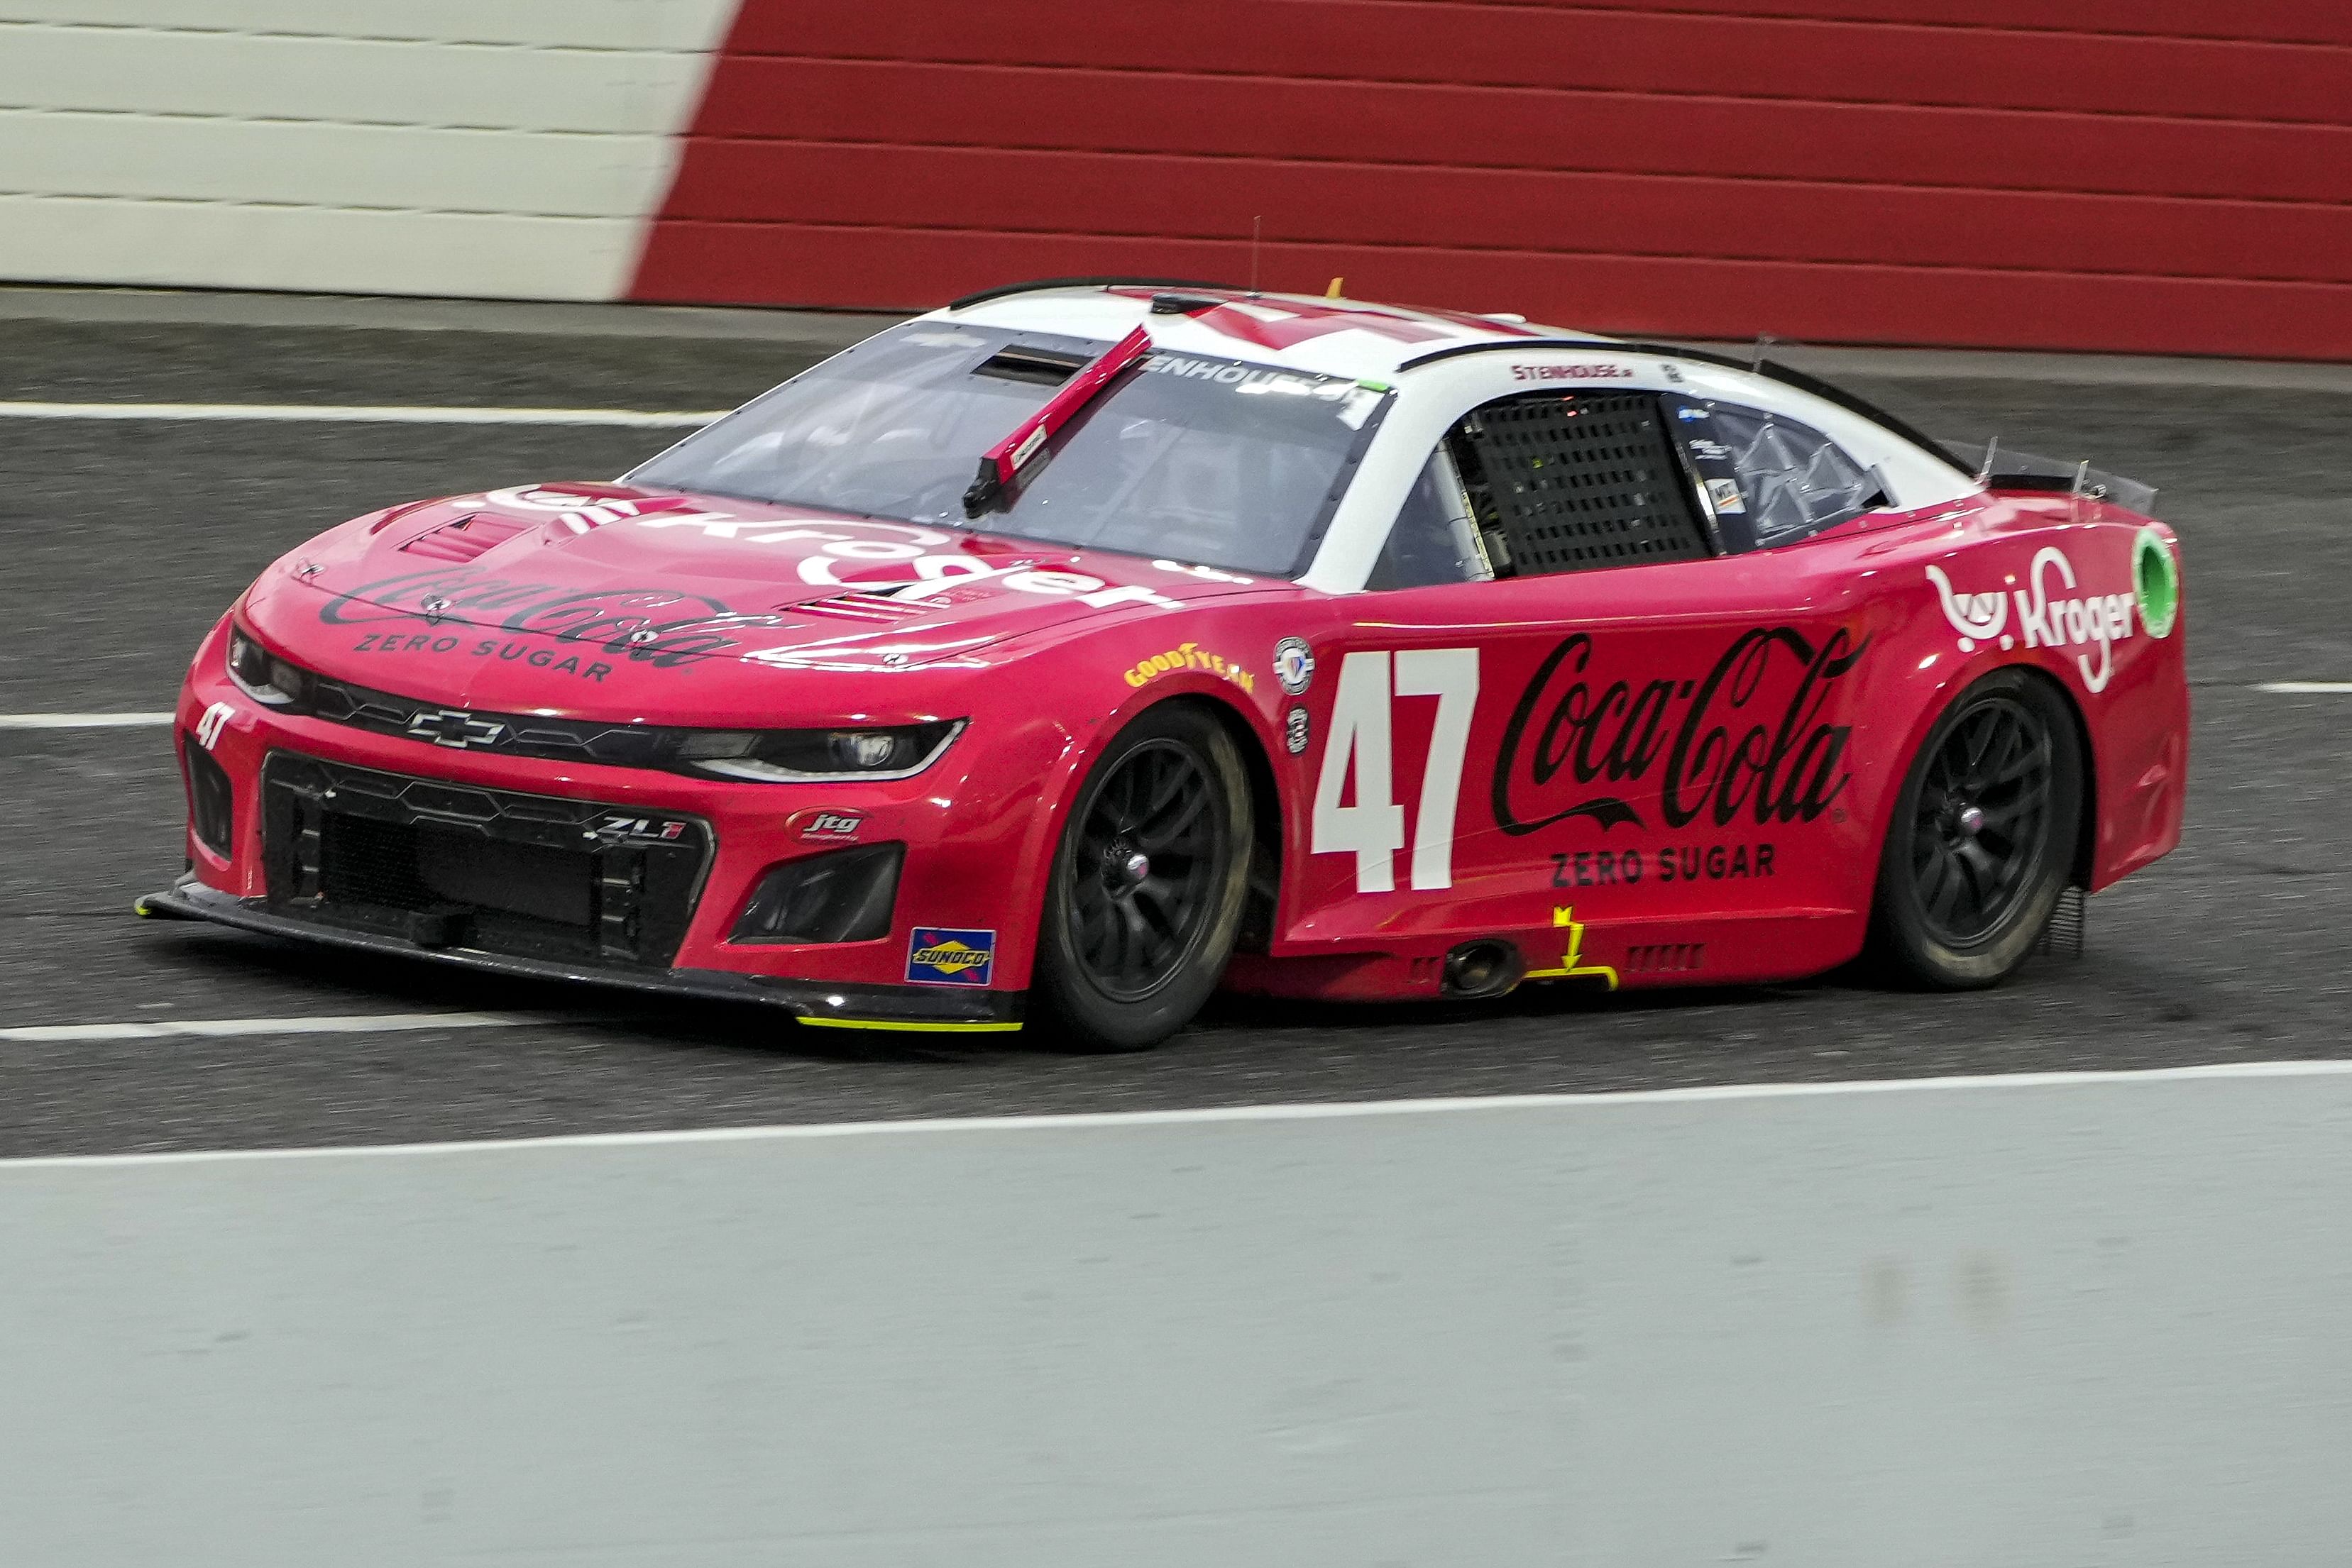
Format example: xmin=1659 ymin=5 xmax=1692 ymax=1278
xmin=147 ymin=280 xmax=2188 ymax=1051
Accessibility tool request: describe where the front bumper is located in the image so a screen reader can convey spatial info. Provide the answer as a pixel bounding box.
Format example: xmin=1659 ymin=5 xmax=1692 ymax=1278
xmin=139 ymin=878 xmax=1023 ymax=1032
xmin=166 ymin=619 xmax=1048 ymax=1032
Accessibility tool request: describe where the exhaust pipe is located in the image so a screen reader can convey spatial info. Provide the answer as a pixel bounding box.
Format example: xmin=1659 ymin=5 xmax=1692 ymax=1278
xmin=1441 ymin=939 xmax=1524 ymax=1000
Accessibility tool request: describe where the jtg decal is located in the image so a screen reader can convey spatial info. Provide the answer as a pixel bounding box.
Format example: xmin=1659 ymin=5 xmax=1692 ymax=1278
xmin=906 ymin=927 xmax=996 ymax=986
xmin=1311 ymin=648 xmax=1480 ymax=892
xmin=788 ymin=807 xmax=865 ymax=843
xmin=1493 ymin=628 xmax=1864 ymax=836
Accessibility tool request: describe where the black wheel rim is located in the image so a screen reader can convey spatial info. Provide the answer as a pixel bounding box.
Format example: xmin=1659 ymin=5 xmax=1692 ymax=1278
xmin=1911 ymin=695 xmax=2055 ymax=947
xmin=1063 ymin=738 xmax=1226 ymax=1003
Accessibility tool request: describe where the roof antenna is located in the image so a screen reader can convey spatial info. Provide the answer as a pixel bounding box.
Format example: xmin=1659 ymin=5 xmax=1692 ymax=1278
xmin=1749 ymin=331 xmax=1779 ymax=372
xmin=1976 ymin=434 xmax=1999 ymax=484
xmin=1250 ymin=216 xmax=1262 ymax=297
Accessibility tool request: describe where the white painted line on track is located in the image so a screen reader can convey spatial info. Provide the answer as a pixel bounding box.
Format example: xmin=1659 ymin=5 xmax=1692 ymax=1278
xmin=0 ymin=401 xmax=726 ymax=427
xmin=2256 ymin=681 xmax=2352 ymax=694
xmin=12 ymin=1057 xmax=2352 ymax=1168
xmin=0 ymin=1012 xmax=554 ymax=1044
xmin=0 ymin=712 xmax=173 ymax=729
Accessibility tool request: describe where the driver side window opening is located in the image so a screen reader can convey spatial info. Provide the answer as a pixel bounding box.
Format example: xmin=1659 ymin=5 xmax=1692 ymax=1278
xmin=1366 ymin=445 xmax=1495 ymax=590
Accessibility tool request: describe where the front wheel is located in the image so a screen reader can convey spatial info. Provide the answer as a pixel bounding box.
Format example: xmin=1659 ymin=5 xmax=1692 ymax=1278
xmin=1867 ymin=669 xmax=2084 ymax=988
xmin=1031 ymin=704 xmax=1253 ymax=1052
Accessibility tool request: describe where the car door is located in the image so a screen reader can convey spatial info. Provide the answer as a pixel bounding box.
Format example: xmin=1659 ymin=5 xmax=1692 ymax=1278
xmin=1288 ymin=385 xmax=1879 ymax=963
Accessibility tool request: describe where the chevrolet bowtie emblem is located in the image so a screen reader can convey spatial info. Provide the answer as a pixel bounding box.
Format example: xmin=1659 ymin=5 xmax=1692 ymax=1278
xmin=406 ymin=708 xmax=507 ymax=749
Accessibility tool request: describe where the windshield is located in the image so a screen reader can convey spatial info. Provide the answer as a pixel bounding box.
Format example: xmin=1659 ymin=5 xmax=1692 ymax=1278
xmin=627 ymin=322 xmax=1390 ymax=577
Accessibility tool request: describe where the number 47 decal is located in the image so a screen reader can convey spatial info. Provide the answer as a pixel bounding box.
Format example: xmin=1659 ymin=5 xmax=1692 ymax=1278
xmin=1311 ymin=648 xmax=1479 ymax=892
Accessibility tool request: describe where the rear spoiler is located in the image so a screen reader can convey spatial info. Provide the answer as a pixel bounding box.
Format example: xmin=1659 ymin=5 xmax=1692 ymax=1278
xmin=1940 ymin=440 xmax=2159 ymax=517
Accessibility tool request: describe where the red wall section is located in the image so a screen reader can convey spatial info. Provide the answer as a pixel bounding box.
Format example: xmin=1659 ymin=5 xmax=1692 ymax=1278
xmin=634 ymin=0 xmax=2352 ymax=358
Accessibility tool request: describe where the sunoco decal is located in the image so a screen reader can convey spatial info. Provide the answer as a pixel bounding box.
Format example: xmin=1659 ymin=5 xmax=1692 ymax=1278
xmin=907 ymin=927 xmax=996 ymax=986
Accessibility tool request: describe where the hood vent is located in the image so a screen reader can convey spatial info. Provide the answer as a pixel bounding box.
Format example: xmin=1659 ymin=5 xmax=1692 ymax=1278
xmin=795 ymin=592 xmax=933 ymax=623
xmin=401 ymin=513 xmax=532 ymax=562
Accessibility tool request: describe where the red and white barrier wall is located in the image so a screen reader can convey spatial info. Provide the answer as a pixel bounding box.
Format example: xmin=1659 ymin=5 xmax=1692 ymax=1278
xmin=7 ymin=2 xmax=2351 ymax=356
xmin=0 ymin=2 xmax=740 ymax=301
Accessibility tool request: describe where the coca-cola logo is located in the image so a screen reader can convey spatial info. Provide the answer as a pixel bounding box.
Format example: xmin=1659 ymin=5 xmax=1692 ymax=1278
xmin=1493 ymin=627 xmax=1867 ymax=834
xmin=317 ymin=569 xmax=786 ymax=667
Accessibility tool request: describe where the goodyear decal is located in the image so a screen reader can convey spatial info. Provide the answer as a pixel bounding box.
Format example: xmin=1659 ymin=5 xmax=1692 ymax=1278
xmin=906 ymin=927 xmax=996 ymax=987
xmin=1123 ymin=641 xmax=1255 ymax=694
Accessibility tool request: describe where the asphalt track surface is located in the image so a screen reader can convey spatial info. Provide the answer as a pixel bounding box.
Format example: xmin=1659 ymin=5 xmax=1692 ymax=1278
xmin=4 ymin=298 xmax=2348 ymax=1156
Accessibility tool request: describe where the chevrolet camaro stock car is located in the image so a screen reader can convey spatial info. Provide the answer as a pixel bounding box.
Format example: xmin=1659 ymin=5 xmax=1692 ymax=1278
xmin=143 ymin=280 xmax=2188 ymax=1051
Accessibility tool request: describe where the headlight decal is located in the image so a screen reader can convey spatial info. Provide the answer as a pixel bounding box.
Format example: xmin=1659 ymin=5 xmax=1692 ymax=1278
xmin=683 ymin=721 xmax=965 ymax=783
xmin=225 ymin=622 xmax=312 ymax=708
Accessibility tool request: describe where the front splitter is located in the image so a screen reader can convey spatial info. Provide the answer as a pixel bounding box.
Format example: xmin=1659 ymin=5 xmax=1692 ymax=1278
xmin=136 ymin=878 xmax=1025 ymax=1033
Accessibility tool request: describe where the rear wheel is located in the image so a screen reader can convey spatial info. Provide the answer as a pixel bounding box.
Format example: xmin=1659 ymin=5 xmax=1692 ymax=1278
xmin=1032 ymin=705 xmax=1253 ymax=1052
xmin=1868 ymin=669 xmax=2082 ymax=988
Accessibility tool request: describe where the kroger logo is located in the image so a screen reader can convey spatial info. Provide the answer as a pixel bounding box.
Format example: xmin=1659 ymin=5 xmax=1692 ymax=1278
xmin=1927 ymin=547 xmax=2135 ymax=694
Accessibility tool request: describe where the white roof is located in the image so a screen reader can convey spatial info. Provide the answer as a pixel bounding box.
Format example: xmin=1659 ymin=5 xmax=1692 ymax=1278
xmin=931 ymin=284 xmax=1604 ymax=381
xmin=931 ymin=282 xmax=1982 ymax=572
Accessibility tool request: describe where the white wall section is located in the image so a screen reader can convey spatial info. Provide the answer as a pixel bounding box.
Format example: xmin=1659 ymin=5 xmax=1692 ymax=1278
xmin=9 ymin=1069 xmax=2352 ymax=1566
xmin=0 ymin=2 xmax=740 ymax=299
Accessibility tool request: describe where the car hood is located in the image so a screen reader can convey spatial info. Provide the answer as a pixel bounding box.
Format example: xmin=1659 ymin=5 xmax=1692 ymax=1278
xmin=245 ymin=482 xmax=1290 ymax=715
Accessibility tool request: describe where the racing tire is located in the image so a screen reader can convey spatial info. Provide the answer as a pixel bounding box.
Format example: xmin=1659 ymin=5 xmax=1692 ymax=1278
xmin=1867 ymin=668 xmax=2083 ymax=989
xmin=1032 ymin=703 xmax=1254 ymax=1053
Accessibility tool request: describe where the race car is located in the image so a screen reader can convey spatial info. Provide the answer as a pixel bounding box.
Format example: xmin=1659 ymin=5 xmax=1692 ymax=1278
xmin=144 ymin=279 xmax=2188 ymax=1051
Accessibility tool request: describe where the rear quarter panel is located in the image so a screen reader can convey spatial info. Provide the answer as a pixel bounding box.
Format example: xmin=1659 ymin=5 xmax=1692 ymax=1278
xmin=1893 ymin=497 xmax=2188 ymax=893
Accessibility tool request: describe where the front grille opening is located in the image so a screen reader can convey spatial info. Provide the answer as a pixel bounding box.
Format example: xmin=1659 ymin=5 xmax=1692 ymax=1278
xmin=184 ymin=737 xmax=234 ymax=858
xmin=319 ymin=815 xmax=435 ymax=909
xmin=323 ymin=817 xmax=595 ymax=934
xmin=262 ymin=752 xmax=710 ymax=968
